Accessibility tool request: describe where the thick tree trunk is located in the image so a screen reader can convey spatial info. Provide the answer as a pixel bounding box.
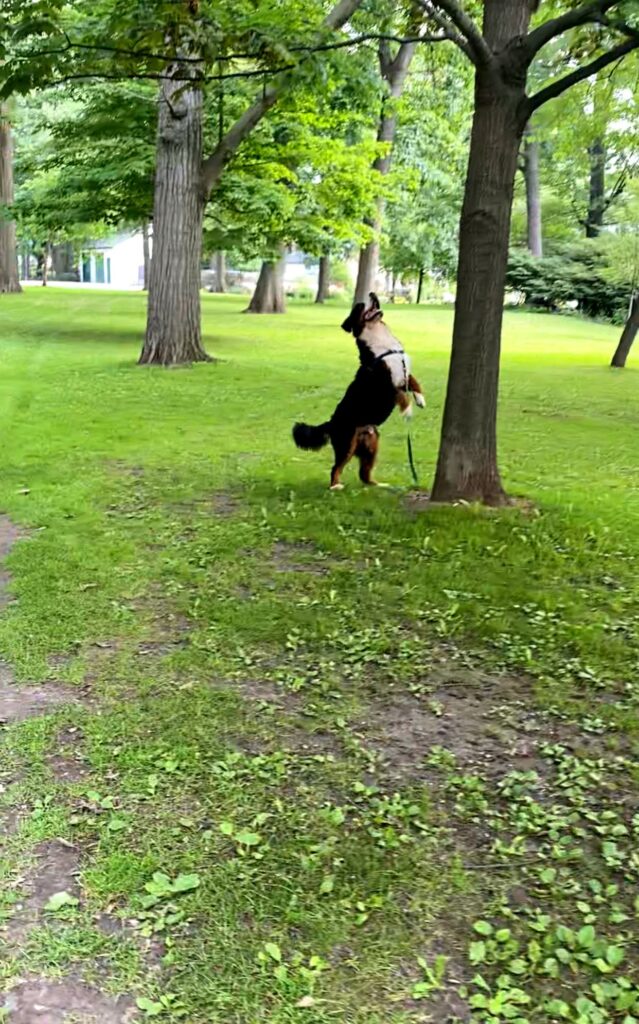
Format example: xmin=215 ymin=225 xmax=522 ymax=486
xmin=586 ymin=139 xmax=606 ymax=238
xmin=523 ymin=122 xmax=542 ymax=257
xmin=0 ymin=105 xmax=21 ymax=294
xmin=142 ymin=222 xmax=151 ymax=291
xmin=611 ymin=292 xmax=639 ymax=368
xmin=354 ymin=235 xmax=381 ymax=305
xmin=431 ymin=0 xmax=533 ymax=505
xmin=353 ymin=40 xmax=417 ymax=305
xmin=139 ymin=76 xmax=209 ymax=365
xmin=416 ymin=266 xmax=425 ymax=304
xmin=210 ymin=250 xmax=226 ymax=293
xmin=245 ymin=250 xmax=286 ymax=313
xmin=315 ymin=254 xmax=330 ymax=303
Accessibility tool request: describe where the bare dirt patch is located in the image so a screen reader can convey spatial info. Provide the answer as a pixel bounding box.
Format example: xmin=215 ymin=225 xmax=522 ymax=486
xmin=355 ymin=671 xmax=551 ymax=783
xmin=6 ymin=840 xmax=81 ymax=943
xmin=0 ymin=668 xmax=81 ymax=726
xmin=2 ymin=979 xmax=136 ymax=1024
xmin=271 ymin=540 xmax=330 ymax=575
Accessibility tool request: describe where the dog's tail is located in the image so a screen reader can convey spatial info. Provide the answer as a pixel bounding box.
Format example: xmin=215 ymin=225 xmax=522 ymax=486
xmin=292 ymin=421 xmax=331 ymax=451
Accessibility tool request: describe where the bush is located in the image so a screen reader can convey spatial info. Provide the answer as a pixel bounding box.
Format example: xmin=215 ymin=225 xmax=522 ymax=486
xmin=506 ymin=245 xmax=628 ymax=323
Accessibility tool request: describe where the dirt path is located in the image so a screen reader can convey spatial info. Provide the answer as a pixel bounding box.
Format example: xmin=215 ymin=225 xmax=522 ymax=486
xmin=0 ymin=515 xmax=137 ymax=1024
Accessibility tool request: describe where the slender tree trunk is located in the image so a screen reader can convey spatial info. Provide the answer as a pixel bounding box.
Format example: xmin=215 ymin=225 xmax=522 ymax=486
xmin=21 ymin=248 xmax=29 ymax=282
xmin=315 ymin=253 xmax=330 ymax=303
xmin=586 ymin=139 xmax=606 ymax=238
xmin=0 ymin=105 xmax=21 ymax=294
xmin=431 ymin=0 xmax=534 ymax=505
xmin=209 ymin=250 xmax=226 ymax=293
xmin=416 ymin=266 xmax=425 ymax=304
xmin=611 ymin=292 xmax=639 ymax=368
xmin=41 ymin=242 xmax=50 ymax=287
xmin=142 ymin=222 xmax=151 ymax=291
xmin=354 ymin=40 xmax=417 ymax=305
xmin=139 ymin=76 xmax=210 ymax=365
xmin=523 ymin=122 xmax=542 ymax=257
xmin=245 ymin=249 xmax=286 ymax=313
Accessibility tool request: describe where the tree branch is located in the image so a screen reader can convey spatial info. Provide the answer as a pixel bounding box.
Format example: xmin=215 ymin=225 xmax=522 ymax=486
xmin=524 ymin=0 xmax=622 ymax=58
xmin=525 ymin=37 xmax=638 ymax=114
xmin=418 ymin=0 xmax=491 ymax=66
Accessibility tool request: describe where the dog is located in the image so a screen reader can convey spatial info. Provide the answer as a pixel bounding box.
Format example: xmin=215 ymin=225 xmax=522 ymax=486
xmin=292 ymin=293 xmax=425 ymax=489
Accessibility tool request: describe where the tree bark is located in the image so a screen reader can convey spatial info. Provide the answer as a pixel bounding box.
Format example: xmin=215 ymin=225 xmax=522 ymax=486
xmin=416 ymin=266 xmax=425 ymax=304
xmin=586 ymin=139 xmax=606 ymax=238
xmin=353 ymin=40 xmax=417 ymax=305
xmin=42 ymin=242 xmax=50 ymax=287
xmin=210 ymin=250 xmax=226 ymax=293
xmin=611 ymin=292 xmax=639 ymax=368
xmin=245 ymin=249 xmax=286 ymax=313
xmin=431 ymin=0 xmax=534 ymax=505
xmin=523 ymin=122 xmax=542 ymax=257
xmin=142 ymin=221 xmax=151 ymax=291
xmin=139 ymin=75 xmax=210 ymax=365
xmin=0 ymin=104 xmax=21 ymax=294
xmin=315 ymin=253 xmax=330 ymax=303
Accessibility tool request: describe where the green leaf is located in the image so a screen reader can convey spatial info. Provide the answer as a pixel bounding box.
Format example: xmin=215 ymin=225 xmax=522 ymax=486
xmin=44 ymin=891 xmax=79 ymax=913
xmin=107 ymin=817 xmax=127 ymax=831
xmin=469 ymin=941 xmax=486 ymax=965
xmin=265 ymin=942 xmax=282 ymax=962
xmin=606 ymin=945 xmax=625 ymax=967
xmin=473 ymin=920 xmax=493 ymax=936
xmin=171 ymin=873 xmax=200 ymax=893
xmin=319 ymin=874 xmax=335 ymax=895
xmin=220 ymin=821 xmax=234 ymax=836
xmin=577 ymin=925 xmax=595 ymax=948
xmin=235 ymin=831 xmax=261 ymax=847
xmin=136 ymin=997 xmax=163 ymax=1016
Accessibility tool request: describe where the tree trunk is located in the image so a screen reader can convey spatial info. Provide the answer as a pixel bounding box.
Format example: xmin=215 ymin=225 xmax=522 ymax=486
xmin=315 ymin=253 xmax=330 ymax=303
xmin=523 ymin=122 xmax=542 ymax=257
xmin=611 ymin=292 xmax=639 ymax=368
xmin=353 ymin=40 xmax=417 ymax=305
xmin=21 ymin=248 xmax=29 ymax=282
xmin=586 ymin=139 xmax=606 ymax=238
xmin=0 ymin=105 xmax=21 ymax=294
xmin=416 ymin=266 xmax=425 ymax=304
xmin=431 ymin=0 xmax=533 ymax=505
xmin=42 ymin=242 xmax=50 ymax=287
xmin=210 ymin=250 xmax=226 ymax=293
xmin=245 ymin=249 xmax=286 ymax=313
xmin=139 ymin=76 xmax=210 ymax=365
xmin=142 ymin=222 xmax=151 ymax=291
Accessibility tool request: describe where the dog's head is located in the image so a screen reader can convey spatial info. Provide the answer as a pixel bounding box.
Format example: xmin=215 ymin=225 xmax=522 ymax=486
xmin=341 ymin=292 xmax=383 ymax=336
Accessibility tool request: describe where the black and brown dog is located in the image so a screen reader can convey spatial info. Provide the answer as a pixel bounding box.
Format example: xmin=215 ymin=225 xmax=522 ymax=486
xmin=293 ymin=293 xmax=425 ymax=489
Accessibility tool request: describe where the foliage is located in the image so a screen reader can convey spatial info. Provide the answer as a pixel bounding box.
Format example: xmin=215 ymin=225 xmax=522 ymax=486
xmin=507 ymin=245 xmax=631 ymax=322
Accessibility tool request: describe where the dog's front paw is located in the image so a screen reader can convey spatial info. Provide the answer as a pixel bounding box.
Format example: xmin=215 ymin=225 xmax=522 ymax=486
xmin=414 ymin=393 xmax=426 ymax=409
xmin=330 ymin=483 xmax=345 ymax=491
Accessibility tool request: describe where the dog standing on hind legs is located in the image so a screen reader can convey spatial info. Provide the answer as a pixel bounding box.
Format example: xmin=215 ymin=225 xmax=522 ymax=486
xmin=292 ymin=294 xmax=426 ymax=489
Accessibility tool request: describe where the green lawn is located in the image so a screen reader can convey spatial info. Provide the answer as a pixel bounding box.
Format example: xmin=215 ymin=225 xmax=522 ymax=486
xmin=0 ymin=289 xmax=638 ymax=1023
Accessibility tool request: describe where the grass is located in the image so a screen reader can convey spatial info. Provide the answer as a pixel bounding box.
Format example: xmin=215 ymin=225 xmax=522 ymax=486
xmin=0 ymin=288 xmax=638 ymax=1023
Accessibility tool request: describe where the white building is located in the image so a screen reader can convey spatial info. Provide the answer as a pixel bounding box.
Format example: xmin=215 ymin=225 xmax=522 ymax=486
xmin=80 ymin=230 xmax=149 ymax=288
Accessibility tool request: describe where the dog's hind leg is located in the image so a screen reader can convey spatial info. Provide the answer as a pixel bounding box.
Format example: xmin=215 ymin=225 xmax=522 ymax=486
xmin=396 ymin=389 xmax=413 ymax=418
xmin=408 ymin=373 xmax=426 ymax=408
xmin=330 ymin=430 xmax=358 ymax=490
xmin=356 ymin=426 xmax=380 ymax=486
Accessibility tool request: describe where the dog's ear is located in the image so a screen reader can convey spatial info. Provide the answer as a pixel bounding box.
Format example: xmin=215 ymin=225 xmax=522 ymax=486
xmin=341 ymin=302 xmax=365 ymax=334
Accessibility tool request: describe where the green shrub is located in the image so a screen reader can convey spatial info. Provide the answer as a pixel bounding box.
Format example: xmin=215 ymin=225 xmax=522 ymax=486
xmin=507 ymin=245 xmax=628 ymax=323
